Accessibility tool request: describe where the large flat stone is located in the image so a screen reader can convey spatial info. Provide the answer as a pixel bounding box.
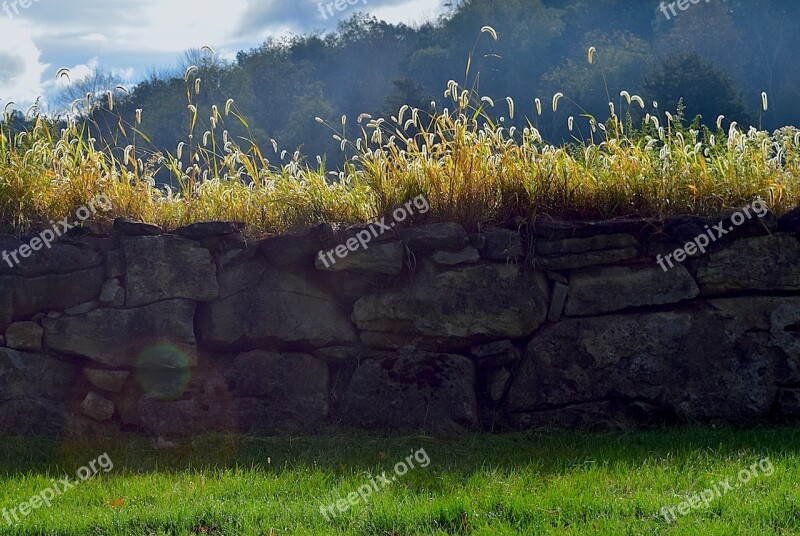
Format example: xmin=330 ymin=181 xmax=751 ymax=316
xmin=534 ymin=248 xmax=638 ymax=270
xmin=197 ymin=267 xmax=356 ymax=351
xmin=13 ymin=267 xmax=105 ymax=316
xmin=400 ymin=223 xmax=469 ymax=254
xmin=697 ymin=235 xmax=800 ymax=294
xmin=506 ymin=300 xmax=795 ymax=424
xmin=565 ymin=264 xmax=699 ymax=316
xmin=315 ymin=241 xmax=405 ymax=275
xmin=353 ymin=264 xmax=549 ymax=350
xmin=0 ymin=240 xmax=103 ymax=277
xmin=42 ymin=299 xmax=197 ymax=367
xmin=536 ymin=233 xmax=639 ymax=255
xmin=122 ymin=235 xmax=218 ymax=307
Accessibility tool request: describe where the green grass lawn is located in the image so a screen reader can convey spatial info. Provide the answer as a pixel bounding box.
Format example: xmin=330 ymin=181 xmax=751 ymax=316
xmin=1 ymin=427 xmax=799 ymax=535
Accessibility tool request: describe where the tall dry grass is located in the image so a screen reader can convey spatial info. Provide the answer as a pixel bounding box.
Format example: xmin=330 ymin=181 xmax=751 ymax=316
xmin=1 ymin=31 xmax=798 ymax=236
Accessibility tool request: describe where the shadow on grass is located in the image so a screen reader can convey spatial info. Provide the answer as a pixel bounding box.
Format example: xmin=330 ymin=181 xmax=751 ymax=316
xmin=2 ymin=425 xmax=799 ymax=480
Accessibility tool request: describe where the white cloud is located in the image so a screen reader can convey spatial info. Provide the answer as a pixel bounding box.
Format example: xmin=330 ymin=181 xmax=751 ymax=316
xmin=80 ymin=33 xmax=109 ymax=42
xmin=369 ymin=0 xmax=446 ymax=26
xmin=0 ymin=18 xmax=49 ymax=107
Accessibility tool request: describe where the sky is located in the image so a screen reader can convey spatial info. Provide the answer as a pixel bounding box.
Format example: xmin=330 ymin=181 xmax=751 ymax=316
xmin=0 ymin=0 xmax=448 ymax=111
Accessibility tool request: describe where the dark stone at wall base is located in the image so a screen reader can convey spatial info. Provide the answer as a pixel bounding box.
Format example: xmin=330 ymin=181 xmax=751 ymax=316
xmin=80 ymin=391 xmax=116 ymax=421
xmin=222 ymin=351 xmax=329 ymax=429
xmin=507 ymin=399 xmax=674 ymax=430
xmin=339 ymin=351 xmax=478 ymax=434
xmin=777 ymin=389 xmax=800 ymax=417
xmin=135 ymin=352 xmax=329 ymax=435
xmin=0 ymin=348 xmax=78 ymax=435
xmin=505 ymin=299 xmax=797 ymax=427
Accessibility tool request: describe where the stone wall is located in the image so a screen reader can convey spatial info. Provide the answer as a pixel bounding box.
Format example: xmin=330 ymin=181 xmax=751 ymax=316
xmin=1 ymin=209 xmax=800 ymax=436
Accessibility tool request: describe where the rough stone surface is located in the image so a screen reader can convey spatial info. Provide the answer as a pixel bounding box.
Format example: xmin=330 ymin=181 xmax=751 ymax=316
xmin=470 ymin=340 xmax=520 ymax=369
xmin=482 ymin=367 xmax=512 ymax=403
xmin=113 ymin=218 xmax=164 ymax=236
xmin=697 ymin=235 xmax=800 ymax=294
xmin=565 ymin=264 xmax=699 ymax=316
xmin=340 ymin=351 xmax=478 ymax=433
xmin=123 ymin=235 xmax=218 ymax=307
xmin=547 ymin=282 xmax=569 ymax=322
xmin=536 ymin=233 xmax=639 ymax=255
xmin=198 ymin=266 xmax=356 ymax=351
xmin=259 ymin=223 xmax=338 ymax=270
xmin=532 ymin=218 xmax=654 ymax=240
xmin=315 ymin=241 xmax=405 ymax=275
xmin=64 ymin=301 xmax=99 ymax=315
xmin=138 ymin=395 xmax=233 ymax=435
xmin=100 ymin=278 xmax=125 ymax=307
xmin=661 ymin=215 xmax=716 ymax=243
xmin=137 ymin=352 xmax=328 ymax=435
xmin=222 ymin=351 xmax=329 ymax=427
xmin=0 ymin=276 xmax=13 ymax=330
xmin=431 ymin=247 xmax=481 ymax=266
xmin=105 ymin=249 xmax=125 ymax=279
xmin=400 ymin=223 xmax=469 ymax=254
xmin=13 ymin=267 xmax=105 ymax=317
xmin=0 ymin=241 xmax=103 ymax=277
xmin=353 ymin=264 xmax=549 ymax=350
xmin=778 ymin=207 xmax=800 ymax=233
xmin=80 ymin=391 xmax=115 ymax=421
xmin=507 ymin=302 xmax=794 ymax=423
xmin=42 ymin=299 xmax=197 ymax=368
xmin=0 ymin=348 xmax=77 ymax=435
xmin=2 ymin=216 xmax=800 ymax=435
xmin=482 ymin=230 xmax=524 ymax=261
xmin=173 ymin=221 xmax=243 ymax=239
xmin=199 ymin=232 xmax=248 ymax=254
xmin=469 ymin=233 xmax=487 ymax=251
xmin=777 ymin=389 xmax=800 ymax=417
xmin=4 ymin=321 xmax=43 ymax=351
xmin=534 ymin=247 xmax=639 ymax=270
xmin=83 ymin=369 xmax=131 ymax=393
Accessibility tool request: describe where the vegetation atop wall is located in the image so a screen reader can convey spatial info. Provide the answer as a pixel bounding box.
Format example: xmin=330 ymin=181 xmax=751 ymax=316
xmin=1 ymin=0 xmax=799 ymax=235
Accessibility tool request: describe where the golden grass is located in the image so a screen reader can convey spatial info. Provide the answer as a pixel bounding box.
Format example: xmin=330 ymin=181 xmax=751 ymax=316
xmin=1 ymin=44 xmax=798 ymax=237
